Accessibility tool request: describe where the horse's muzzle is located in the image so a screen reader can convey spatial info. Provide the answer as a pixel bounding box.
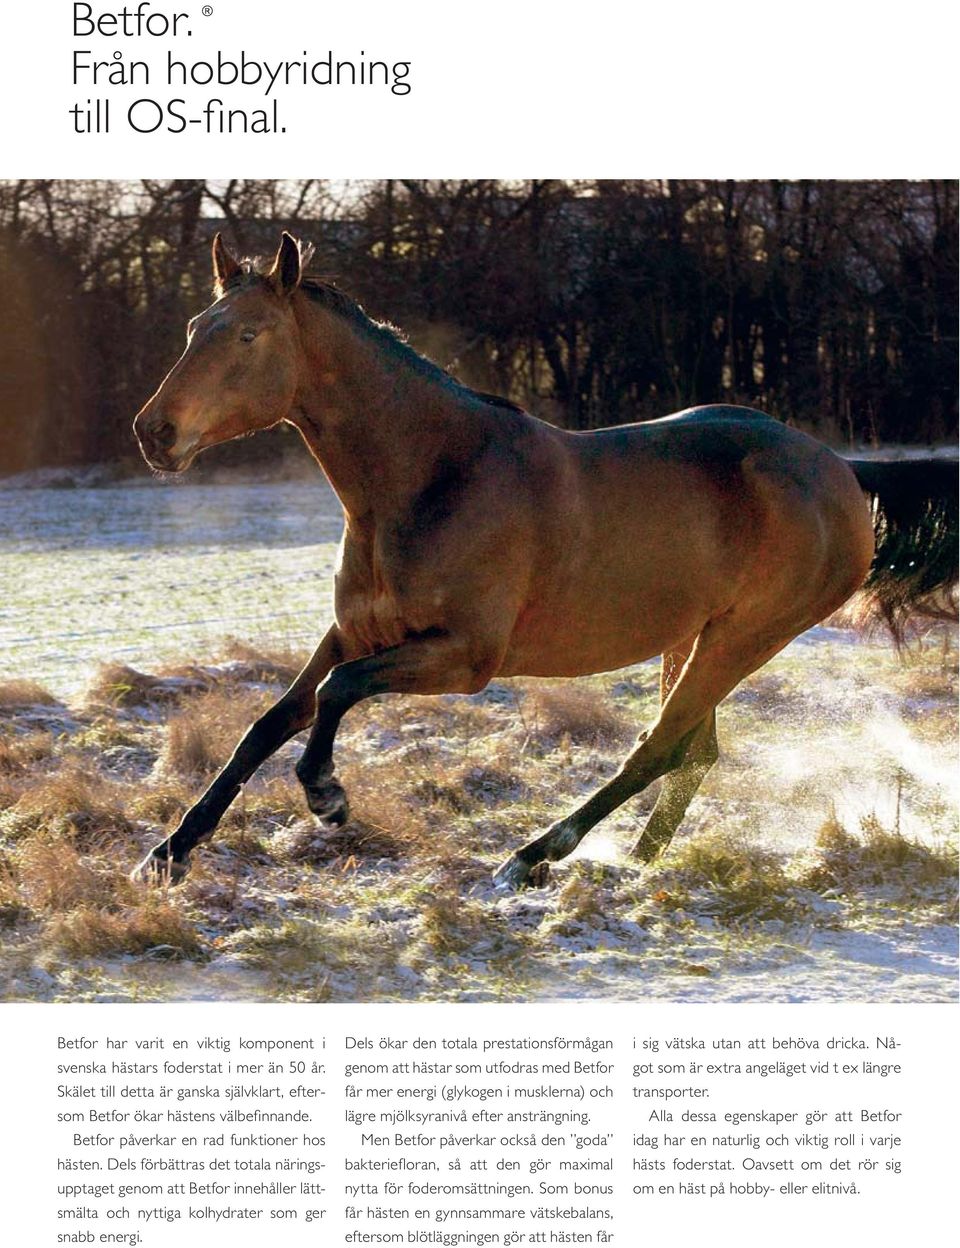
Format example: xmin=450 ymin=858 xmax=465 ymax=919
xmin=135 ymin=412 xmax=185 ymax=471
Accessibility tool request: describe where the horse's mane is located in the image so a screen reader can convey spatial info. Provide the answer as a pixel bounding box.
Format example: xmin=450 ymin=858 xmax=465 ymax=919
xmin=217 ymin=251 xmax=525 ymax=416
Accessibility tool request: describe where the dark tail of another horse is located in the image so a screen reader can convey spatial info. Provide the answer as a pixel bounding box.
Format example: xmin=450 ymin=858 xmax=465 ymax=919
xmin=848 ymin=457 xmax=958 ymax=646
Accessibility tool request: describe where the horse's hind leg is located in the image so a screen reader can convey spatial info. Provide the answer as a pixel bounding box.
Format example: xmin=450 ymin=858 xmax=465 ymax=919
xmin=132 ymin=625 xmax=345 ymax=884
xmin=631 ymin=641 xmax=719 ymax=861
xmin=494 ymin=616 xmax=790 ymax=891
xmin=631 ymin=710 xmax=718 ymax=861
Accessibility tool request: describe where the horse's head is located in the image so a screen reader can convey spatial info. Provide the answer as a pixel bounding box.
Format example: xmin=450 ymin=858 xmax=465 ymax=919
xmin=134 ymin=233 xmax=305 ymax=472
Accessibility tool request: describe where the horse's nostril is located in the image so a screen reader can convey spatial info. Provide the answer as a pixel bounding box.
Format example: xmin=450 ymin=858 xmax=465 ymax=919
xmin=150 ymin=420 xmax=177 ymax=450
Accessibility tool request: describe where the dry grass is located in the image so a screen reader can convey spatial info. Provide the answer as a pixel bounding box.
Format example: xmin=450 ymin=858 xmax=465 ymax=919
xmin=520 ymin=683 xmax=632 ymax=748
xmin=68 ymin=715 xmax=149 ymax=754
xmin=413 ymin=889 xmax=528 ymax=969
xmin=273 ymin=815 xmax=412 ymax=868
xmin=85 ymin=662 xmax=206 ymax=708
xmin=85 ymin=639 xmax=308 ymax=711
xmin=412 ymin=777 xmax=477 ymax=815
xmin=217 ymin=914 xmax=404 ymax=995
xmin=0 ymin=855 xmax=29 ymax=926
xmin=3 ymin=817 xmax=200 ymax=962
xmin=0 ymin=775 xmax=25 ymax=814
xmin=802 ymin=811 xmax=958 ymax=893
xmin=554 ymin=864 xmax=617 ymax=925
xmin=350 ymin=691 xmax=496 ymax=746
xmin=0 ymin=680 xmax=59 ymax=709
xmin=0 ymin=730 xmax=53 ymax=775
xmin=461 ymin=764 xmax=527 ymax=807
xmin=158 ymin=688 xmax=269 ymax=778
xmin=240 ymin=775 xmax=304 ymax=822
xmin=126 ymin=775 xmax=192 ymax=824
xmin=540 ymin=863 xmax=630 ymax=941
xmin=10 ymin=767 xmax=132 ymax=844
xmin=343 ymin=755 xmax=447 ymax=859
xmin=16 ymin=834 xmax=123 ymax=913
xmin=218 ymin=638 xmax=308 ymax=687
xmin=649 ymin=831 xmax=807 ymax=924
xmin=44 ymin=897 xmax=201 ymax=959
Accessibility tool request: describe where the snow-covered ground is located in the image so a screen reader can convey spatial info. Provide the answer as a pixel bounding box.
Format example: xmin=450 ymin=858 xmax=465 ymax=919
xmin=0 ymin=480 xmax=341 ymax=696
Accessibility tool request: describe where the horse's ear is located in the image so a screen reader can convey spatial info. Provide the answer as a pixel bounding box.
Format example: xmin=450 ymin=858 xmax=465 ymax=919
xmin=212 ymin=232 xmax=240 ymax=291
xmin=269 ymin=232 xmax=303 ymax=296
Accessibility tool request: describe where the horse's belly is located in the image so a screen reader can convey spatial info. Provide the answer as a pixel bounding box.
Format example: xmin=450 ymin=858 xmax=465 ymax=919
xmin=498 ymin=590 xmax=706 ymax=678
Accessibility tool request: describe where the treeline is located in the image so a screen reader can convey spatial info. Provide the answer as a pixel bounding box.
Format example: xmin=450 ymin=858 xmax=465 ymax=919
xmin=0 ymin=179 xmax=956 ymax=473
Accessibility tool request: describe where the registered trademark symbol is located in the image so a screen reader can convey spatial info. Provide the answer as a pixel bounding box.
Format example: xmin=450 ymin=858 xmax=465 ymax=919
xmin=202 ymin=4 xmax=213 ymax=14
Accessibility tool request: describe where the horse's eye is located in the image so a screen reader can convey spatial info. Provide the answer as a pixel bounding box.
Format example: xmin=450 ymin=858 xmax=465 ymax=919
xmin=240 ymin=329 xmax=258 ymax=344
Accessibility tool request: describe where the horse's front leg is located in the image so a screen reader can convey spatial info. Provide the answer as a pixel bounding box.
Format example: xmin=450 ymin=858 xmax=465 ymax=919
xmin=132 ymin=626 xmax=345 ymax=884
xmin=295 ymin=631 xmax=493 ymax=822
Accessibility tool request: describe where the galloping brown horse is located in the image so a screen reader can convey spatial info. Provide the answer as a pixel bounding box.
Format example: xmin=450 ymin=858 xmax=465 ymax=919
xmin=131 ymin=234 xmax=957 ymax=889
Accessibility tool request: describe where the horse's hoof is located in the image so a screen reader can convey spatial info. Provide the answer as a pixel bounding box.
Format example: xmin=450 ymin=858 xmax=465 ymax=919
xmin=304 ymin=780 xmax=349 ymax=827
xmin=528 ymin=861 xmax=551 ymax=889
xmin=493 ymin=854 xmax=534 ymax=892
xmin=131 ymin=849 xmax=190 ymax=886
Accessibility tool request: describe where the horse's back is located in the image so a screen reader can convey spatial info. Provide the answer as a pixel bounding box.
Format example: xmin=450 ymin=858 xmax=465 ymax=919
xmin=564 ymin=403 xmax=862 ymax=508
xmin=576 ymin=403 xmax=827 ymax=463
xmin=584 ymin=403 xmax=778 ymax=435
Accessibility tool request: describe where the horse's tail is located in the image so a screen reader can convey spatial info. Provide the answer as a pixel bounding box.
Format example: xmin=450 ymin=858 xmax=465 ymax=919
xmin=848 ymin=456 xmax=958 ymax=645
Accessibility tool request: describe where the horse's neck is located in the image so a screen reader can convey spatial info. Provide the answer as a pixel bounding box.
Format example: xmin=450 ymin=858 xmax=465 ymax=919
xmin=289 ymin=305 xmax=486 ymax=521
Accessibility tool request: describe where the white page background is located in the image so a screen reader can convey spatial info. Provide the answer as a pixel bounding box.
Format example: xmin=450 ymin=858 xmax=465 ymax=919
xmin=1 ymin=2 xmax=956 ymax=1244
